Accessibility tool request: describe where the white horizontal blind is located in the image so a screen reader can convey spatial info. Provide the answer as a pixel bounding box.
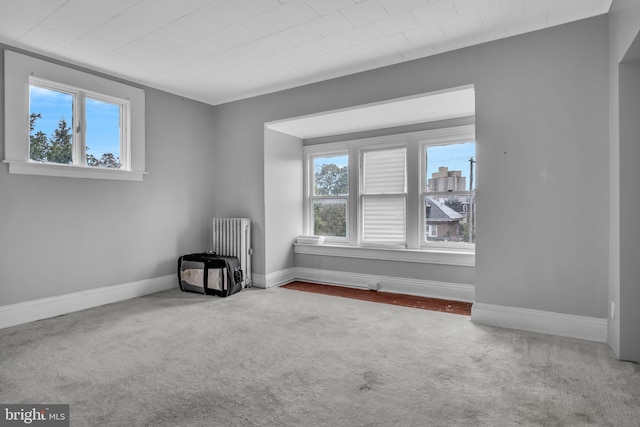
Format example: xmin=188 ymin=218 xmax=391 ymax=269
xmin=361 ymin=147 xmax=407 ymax=245
xmin=363 ymin=148 xmax=406 ymax=193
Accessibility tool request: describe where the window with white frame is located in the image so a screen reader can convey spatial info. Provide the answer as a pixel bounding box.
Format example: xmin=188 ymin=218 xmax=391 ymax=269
xmin=303 ymin=125 xmax=475 ymax=252
xmin=29 ymin=78 xmax=129 ymax=169
xmin=422 ymin=140 xmax=476 ymax=246
xmin=308 ymin=152 xmax=349 ymax=241
xmin=4 ymin=50 xmax=145 ymax=181
xmin=360 ymin=146 xmax=407 ymax=246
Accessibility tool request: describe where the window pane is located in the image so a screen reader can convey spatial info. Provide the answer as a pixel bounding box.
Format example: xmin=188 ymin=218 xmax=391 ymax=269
xmin=363 ymin=148 xmax=406 ymax=194
xmin=29 ymin=85 xmax=74 ymax=164
xmin=425 ymin=195 xmax=476 ymax=243
xmin=362 ymin=196 xmax=406 ymax=243
xmin=313 ymin=198 xmax=347 ymax=237
xmin=86 ymin=97 xmax=122 ymax=168
xmin=313 ymin=155 xmax=348 ymax=196
xmin=426 ymin=142 xmax=475 ymax=192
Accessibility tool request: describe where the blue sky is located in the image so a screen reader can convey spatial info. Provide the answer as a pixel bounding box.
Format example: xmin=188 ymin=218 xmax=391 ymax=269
xmin=30 ymin=85 xmax=121 ymax=159
xmin=426 ymin=142 xmax=476 ymax=190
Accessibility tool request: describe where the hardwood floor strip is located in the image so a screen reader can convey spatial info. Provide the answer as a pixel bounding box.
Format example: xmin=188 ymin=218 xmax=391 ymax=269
xmin=281 ymin=281 xmax=472 ymax=316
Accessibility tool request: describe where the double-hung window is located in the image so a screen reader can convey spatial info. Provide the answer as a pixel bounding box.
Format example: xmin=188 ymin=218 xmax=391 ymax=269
xmin=303 ymin=125 xmax=475 ymax=256
xmin=308 ymin=152 xmax=349 ymax=241
xmin=360 ymin=146 xmax=407 ymax=246
xmin=422 ymin=140 xmax=476 ymax=248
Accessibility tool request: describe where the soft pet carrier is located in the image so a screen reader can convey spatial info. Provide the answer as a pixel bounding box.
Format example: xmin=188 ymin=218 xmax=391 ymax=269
xmin=178 ymin=252 xmax=244 ymax=297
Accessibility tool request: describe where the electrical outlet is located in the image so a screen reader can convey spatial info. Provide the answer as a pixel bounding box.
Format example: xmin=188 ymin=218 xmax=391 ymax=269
xmin=611 ymin=301 xmax=615 ymax=320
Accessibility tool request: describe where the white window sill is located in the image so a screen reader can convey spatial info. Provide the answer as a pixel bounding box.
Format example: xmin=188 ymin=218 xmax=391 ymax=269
xmin=4 ymin=161 xmax=146 ymax=181
xmin=293 ymin=243 xmax=475 ymax=267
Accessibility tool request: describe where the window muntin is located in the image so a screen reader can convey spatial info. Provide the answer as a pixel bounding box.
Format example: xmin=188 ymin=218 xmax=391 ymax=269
xmin=422 ymin=141 xmax=476 ymax=246
xmin=361 ymin=146 xmax=407 ymax=246
xmin=310 ymin=154 xmax=349 ymax=240
xmin=29 ymin=77 xmax=128 ymax=170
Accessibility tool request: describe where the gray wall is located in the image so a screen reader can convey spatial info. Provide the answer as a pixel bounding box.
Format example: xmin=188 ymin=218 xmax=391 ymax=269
xmin=0 ymin=47 xmax=217 ymax=306
xmin=264 ymin=129 xmax=303 ymax=275
xmin=212 ymin=16 xmax=610 ymax=319
xmin=608 ymin=0 xmax=640 ymax=361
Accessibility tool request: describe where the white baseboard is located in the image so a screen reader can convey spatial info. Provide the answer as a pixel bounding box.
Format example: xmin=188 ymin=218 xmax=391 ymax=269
xmin=0 ymin=274 xmax=177 ymax=330
xmin=471 ymin=302 xmax=608 ymax=343
xmin=251 ymin=269 xmax=297 ymax=289
xmin=269 ymin=267 xmax=475 ymax=302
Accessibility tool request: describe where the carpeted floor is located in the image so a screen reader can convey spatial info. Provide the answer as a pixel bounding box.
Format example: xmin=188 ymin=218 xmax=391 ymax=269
xmin=0 ymin=287 xmax=639 ymax=426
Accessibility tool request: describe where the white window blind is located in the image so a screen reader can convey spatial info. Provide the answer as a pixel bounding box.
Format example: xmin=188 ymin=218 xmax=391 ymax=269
xmin=361 ymin=147 xmax=407 ymax=245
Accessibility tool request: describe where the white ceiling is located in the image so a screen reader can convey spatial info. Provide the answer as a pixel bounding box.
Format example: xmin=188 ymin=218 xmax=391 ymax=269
xmin=0 ymin=0 xmax=612 ymax=106
xmin=266 ymin=85 xmax=475 ymax=138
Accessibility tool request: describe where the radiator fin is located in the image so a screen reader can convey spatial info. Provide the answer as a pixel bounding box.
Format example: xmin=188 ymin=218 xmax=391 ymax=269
xmin=212 ymin=218 xmax=252 ymax=287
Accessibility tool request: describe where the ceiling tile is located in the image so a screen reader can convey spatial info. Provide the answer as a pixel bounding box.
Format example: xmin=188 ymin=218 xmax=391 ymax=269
xmin=343 ymin=23 xmax=384 ymax=45
xmin=145 ymin=14 xmax=213 ymax=48
xmin=371 ymin=33 xmax=412 ymax=56
xmin=453 ymin=0 xmax=501 ymax=16
xmin=269 ymin=0 xmax=319 ymax=26
xmin=304 ymin=0 xmax=355 ymax=16
xmin=86 ymin=23 xmax=139 ymax=48
xmin=230 ymin=0 xmax=282 ymax=16
xmin=340 ymin=0 xmax=389 ymax=27
xmin=56 ymin=0 xmax=138 ymax=27
xmin=308 ymin=11 xmax=354 ymax=37
xmin=41 ymin=13 xmax=97 ymax=39
xmin=105 ymin=2 xmax=181 ymax=38
xmin=411 ymin=1 xmax=458 ymax=27
xmin=196 ymin=0 xmax=249 ymax=28
xmin=18 ymin=25 xmax=76 ymax=52
xmin=403 ymin=24 xmax=447 ymax=47
xmin=313 ymin=34 xmax=353 ymax=53
xmin=480 ymin=0 xmax=525 ymax=28
xmin=378 ymin=0 xmax=433 ymax=16
xmin=440 ymin=13 xmax=484 ymax=39
xmin=0 ymin=0 xmax=64 ymax=41
xmin=375 ymin=11 xmax=419 ymax=37
xmin=277 ymin=24 xmax=323 ymax=45
xmin=241 ymin=11 xmax=289 ymax=37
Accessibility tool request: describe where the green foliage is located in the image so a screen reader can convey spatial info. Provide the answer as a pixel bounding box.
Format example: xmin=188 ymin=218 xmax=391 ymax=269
xmin=47 ymin=117 xmax=73 ymax=164
xmin=29 ymin=113 xmax=49 ymax=161
xmin=315 ymin=164 xmax=348 ymax=195
xmin=314 ymin=202 xmax=347 ymax=237
xmin=86 ymin=152 xmax=121 ymax=168
xmin=313 ymin=163 xmax=348 ymax=237
xmin=29 ymin=114 xmax=120 ymax=167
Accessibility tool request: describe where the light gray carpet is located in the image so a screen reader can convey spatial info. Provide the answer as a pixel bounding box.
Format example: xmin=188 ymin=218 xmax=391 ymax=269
xmin=0 ymin=287 xmax=639 ymax=426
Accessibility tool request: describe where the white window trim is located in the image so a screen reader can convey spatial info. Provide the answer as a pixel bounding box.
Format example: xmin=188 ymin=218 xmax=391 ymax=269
xmin=304 ymin=149 xmax=350 ymax=243
xmin=359 ymin=143 xmax=408 ymax=247
xmin=302 ymin=125 xmax=475 ymax=264
xmin=419 ymin=129 xmax=476 ymax=251
xmin=293 ymin=243 xmax=475 ymax=267
xmin=3 ymin=50 xmax=146 ymax=181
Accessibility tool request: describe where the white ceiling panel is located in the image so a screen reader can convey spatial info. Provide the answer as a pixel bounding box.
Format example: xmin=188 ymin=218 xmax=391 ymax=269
xmin=0 ymin=0 xmax=612 ymax=105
